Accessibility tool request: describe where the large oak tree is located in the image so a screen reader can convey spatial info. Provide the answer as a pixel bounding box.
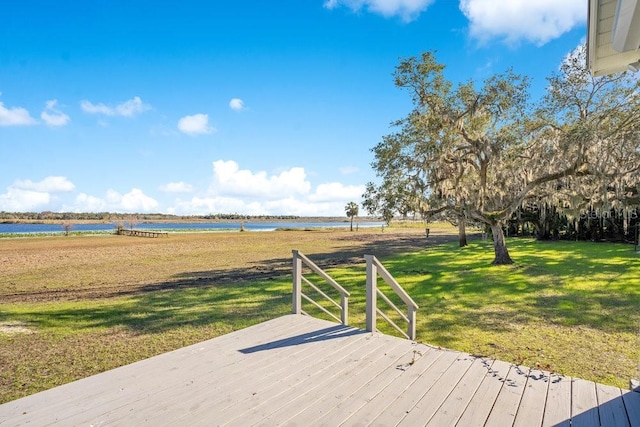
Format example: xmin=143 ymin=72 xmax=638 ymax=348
xmin=366 ymin=47 xmax=639 ymax=265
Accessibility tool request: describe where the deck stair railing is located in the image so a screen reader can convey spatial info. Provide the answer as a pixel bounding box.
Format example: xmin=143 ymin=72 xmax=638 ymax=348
xmin=365 ymin=254 xmax=419 ymax=340
xmin=292 ymin=250 xmax=350 ymax=325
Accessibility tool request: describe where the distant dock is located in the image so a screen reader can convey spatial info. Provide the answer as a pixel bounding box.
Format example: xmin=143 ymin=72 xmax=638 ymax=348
xmin=116 ymin=229 xmax=168 ymax=238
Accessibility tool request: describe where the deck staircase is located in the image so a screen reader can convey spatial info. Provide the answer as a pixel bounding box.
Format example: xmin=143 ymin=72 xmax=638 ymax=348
xmin=292 ymin=249 xmax=419 ymax=340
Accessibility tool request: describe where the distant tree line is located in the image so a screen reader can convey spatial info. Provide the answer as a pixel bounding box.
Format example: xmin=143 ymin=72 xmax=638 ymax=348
xmin=0 ymin=211 xmax=300 ymax=222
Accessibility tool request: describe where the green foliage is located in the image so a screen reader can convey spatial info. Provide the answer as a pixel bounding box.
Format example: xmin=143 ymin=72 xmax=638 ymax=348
xmin=365 ymin=46 xmax=640 ymax=264
xmin=345 ymin=201 xmax=359 ymax=231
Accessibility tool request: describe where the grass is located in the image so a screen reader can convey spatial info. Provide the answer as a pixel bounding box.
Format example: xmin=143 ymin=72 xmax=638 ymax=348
xmin=1 ymin=230 xmax=638 ymax=403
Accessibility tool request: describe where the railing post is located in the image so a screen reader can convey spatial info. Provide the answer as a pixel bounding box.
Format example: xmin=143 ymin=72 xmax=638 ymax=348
xmin=407 ymin=306 xmax=416 ymax=340
xmin=341 ymin=295 xmax=348 ymax=325
xmin=292 ymin=250 xmax=302 ymax=315
xmin=365 ymin=255 xmax=376 ymax=333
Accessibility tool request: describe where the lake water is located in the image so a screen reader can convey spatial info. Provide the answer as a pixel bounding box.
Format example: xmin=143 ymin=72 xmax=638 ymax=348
xmin=0 ymin=221 xmax=384 ymax=235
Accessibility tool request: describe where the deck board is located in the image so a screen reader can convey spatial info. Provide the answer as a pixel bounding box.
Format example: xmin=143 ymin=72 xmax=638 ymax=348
xmin=0 ymin=314 xmax=637 ymax=426
xmin=512 ymin=369 xmax=549 ymax=427
xmin=542 ymin=374 xmax=572 ymax=427
xmin=484 ymin=364 xmax=530 ymax=427
xmin=425 ymin=358 xmax=496 ymax=426
xmin=572 ymin=378 xmax=601 ymax=427
xmin=454 ymin=359 xmax=512 ymax=427
xmin=397 ymin=354 xmax=476 ymax=426
xmin=597 ymin=382 xmax=631 ymax=427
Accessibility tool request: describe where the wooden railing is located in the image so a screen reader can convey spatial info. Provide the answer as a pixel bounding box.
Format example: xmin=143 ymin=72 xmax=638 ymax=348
xmin=365 ymin=254 xmax=419 ymax=340
xmin=292 ymin=250 xmax=350 ymax=325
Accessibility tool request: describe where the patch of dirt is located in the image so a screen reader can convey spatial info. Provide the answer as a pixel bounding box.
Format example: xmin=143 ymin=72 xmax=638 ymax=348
xmin=0 ymin=321 xmax=35 ymax=335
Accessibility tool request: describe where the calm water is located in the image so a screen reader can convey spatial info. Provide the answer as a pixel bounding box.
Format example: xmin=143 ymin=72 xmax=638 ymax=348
xmin=0 ymin=221 xmax=384 ymax=235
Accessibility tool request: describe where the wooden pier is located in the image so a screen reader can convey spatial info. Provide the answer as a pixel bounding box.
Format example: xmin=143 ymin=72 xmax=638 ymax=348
xmin=1 ymin=314 xmax=638 ymax=426
xmin=116 ymin=229 xmax=168 ymax=238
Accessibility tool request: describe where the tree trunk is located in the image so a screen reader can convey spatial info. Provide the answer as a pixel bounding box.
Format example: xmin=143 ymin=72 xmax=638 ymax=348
xmin=458 ymin=216 xmax=468 ymax=247
xmin=350 ymin=216 xmax=354 ymax=231
xmin=490 ymin=221 xmax=514 ymax=265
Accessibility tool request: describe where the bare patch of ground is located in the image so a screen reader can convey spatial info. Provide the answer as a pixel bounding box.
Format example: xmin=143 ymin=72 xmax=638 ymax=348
xmin=0 ymin=321 xmax=35 ymax=335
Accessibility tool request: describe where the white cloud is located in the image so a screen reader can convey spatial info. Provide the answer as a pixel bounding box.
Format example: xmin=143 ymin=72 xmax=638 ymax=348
xmin=40 ymin=100 xmax=70 ymax=127
xmin=159 ymin=181 xmax=194 ymax=193
xmin=309 ymin=182 xmax=364 ymax=202
xmin=0 ymin=101 xmax=37 ymax=126
xmin=73 ymin=188 xmax=159 ymax=213
xmin=0 ymin=176 xmax=75 ymax=212
xmin=211 ymin=160 xmax=311 ymax=199
xmin=323 ymin=0 xmax=435 ymax=22
xmin=74 ymin=193 xmax=108 ymax=212
xmin=177 ymin=113 xmax=216 ymax=136
xmin=0 ymin=188 xmax=51 ymax=211
xmin=80 ymin=96 xmax=151 ymax=117
xmin=13 ymin=176 xmax=75 ymax=193
xmin=340 ymin=165 xmax=359 ymax=175
xmin=120 ymin=188 xmax=159 ymax=212
xmin=168 ymin=160 xmax=366 ymax=216
xmin=229 ymin=98 xmax=245 ymax=111
xmin=459 ymin=0 xmax=586 ymax=46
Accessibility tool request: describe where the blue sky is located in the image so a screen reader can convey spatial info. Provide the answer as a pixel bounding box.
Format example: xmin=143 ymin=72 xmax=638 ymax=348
xmin=1 ymin=0 xmax=587 ymax=216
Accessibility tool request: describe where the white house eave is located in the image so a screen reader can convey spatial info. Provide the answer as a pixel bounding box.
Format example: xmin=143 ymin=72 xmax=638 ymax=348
xmin=588 ymin=0 xmax=640 ymax=76
xmin=611 ymin=0 xmax=640 ymax=51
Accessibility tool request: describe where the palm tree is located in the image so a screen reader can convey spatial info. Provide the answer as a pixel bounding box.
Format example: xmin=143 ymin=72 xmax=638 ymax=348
xmin=345 ymin=201 xmax=359 ymax=231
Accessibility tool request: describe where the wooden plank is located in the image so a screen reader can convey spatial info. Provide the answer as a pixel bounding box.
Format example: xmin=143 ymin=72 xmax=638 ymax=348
xmin=0 ymin=315 xmax=336 ymax=425
xmin=369 ymin=349 xmax=461 ymax=426
xmin=71 ymin=322 xmax=360 ymax=426
xmin=265 ymin=336 xmax=418 ymax=425
xmin=136 ymin=322 xmax=373 ymax=426
xmin=315 ymin=344 xmax=438 ymax=425
xmin=596 ymin=383 xmax=630 ymax=427
xmin=218 ymin=334 xmax=406 ymax=426
xmin=542 ymin=374 xmax=572 ymax=427
xmin=513 ymin=369 xmax=550 ymax=427
xmin=338 ymin=345 xmax=446 ymax=425
xmin=80 ymin=319 xmax=369 ymax=426
xmin=483 ymin=364 xmax=529 ymax=427
xmin=622 ymin=389 xmax=640 ymax=426
xmin=571 ymin=378 xmax=600 ymax=427
xmin=397 ymin=354 xmax=476 ymax=425
xmin=425 ymin=358 xmax=496 ymax=426
xmin=455 ymin=359 xmax=512 ymax=427
xmin=39 ymin=317 xmax=332 ymax=425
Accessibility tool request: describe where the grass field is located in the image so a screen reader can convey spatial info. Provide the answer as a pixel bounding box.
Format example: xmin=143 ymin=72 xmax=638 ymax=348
xmin=1 ymin=226 xmax=638 ymax=403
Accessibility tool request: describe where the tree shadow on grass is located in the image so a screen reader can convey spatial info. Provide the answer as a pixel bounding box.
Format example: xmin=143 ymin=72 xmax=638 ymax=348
xmin=383 ymin=239 xmax=640 ymax=348
xmin=0 ymin=279 xmax=293 ymax=335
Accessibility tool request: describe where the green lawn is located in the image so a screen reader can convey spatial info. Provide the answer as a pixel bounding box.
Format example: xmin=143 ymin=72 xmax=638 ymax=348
xmin=1 ymin=237 xmax=638 ymax=403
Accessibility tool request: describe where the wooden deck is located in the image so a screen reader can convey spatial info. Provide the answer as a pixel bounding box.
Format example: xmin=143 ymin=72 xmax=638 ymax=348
xmin=1 ymin=314 xmax=638 ymax=426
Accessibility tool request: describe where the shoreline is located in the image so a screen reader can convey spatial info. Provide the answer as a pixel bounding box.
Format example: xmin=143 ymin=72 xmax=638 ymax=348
xmin=0 ymin=216 xmax=385 ymax=225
